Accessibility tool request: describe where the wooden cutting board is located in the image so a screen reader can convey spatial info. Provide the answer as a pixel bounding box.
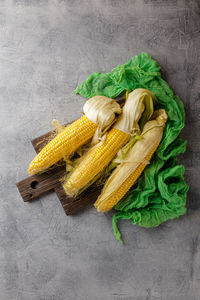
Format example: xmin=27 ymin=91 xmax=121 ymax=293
xmin=16 ymin=97 xmax=125 ymax=215
xmin=16 ymin=124 xmax=103 ymax=215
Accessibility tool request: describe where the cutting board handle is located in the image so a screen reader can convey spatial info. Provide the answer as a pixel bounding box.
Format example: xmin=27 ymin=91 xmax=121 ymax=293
xmin=16 ymin=166 xmax=66 ymax=202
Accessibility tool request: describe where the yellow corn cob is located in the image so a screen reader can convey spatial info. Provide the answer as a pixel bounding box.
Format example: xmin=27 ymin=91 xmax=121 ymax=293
xmin=94 ymin=143 xmax=159 ymax=212
xmin=28 ymin=115 xmax=96 ymax=175
xmin=63 ymin=128 xmax=130 ymax=196
xmin=94 ymin=109 xmax=167 ymax=212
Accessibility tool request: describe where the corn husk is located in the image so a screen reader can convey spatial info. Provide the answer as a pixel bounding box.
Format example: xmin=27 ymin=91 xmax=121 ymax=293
xmin=88 ymin=89 xmax=156 ymax=182
xmin=114 ymin=88 xmax=156 ymax=134
xmin=83 ymin=95 xmax=121 ymax=143
xmin=94 ymin=109 xmax=168 ymax=211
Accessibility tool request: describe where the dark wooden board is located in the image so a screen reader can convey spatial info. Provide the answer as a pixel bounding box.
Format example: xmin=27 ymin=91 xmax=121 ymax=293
xmin=16 ymin=122 xmax=104 ymax=215
xmin=16 ymin=96 xmax=125 ymax=215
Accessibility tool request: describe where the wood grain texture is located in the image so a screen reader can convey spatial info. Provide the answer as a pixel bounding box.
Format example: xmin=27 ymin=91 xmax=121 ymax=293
xmin=16 ymin=165 xmax=66 ymax=202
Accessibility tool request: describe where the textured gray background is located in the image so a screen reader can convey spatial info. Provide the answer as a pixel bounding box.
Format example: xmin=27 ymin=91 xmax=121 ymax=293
xmin=0 ymin=0 xmax=200 ymax=299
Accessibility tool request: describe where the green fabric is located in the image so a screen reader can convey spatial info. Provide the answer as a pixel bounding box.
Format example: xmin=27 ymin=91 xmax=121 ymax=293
xmin=75 ymin=52 xmax=188 ymax=243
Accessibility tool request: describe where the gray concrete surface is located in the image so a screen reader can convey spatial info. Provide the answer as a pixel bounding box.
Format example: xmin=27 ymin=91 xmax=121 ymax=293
xmin=0 ymin=0 xmax=200 ymax=299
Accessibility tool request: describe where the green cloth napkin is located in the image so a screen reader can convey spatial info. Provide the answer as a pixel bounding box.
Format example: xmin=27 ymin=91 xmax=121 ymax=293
xmin=75 ymin=52 xmax=189 ymax=243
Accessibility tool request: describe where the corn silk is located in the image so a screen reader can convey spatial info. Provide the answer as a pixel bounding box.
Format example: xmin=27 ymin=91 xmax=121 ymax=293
xmin=75 ymin=52 xmax=189 ymax=242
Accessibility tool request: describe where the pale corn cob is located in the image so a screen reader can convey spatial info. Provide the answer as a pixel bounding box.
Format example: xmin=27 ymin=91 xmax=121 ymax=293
xmin=29 ymin=115 xmax=96 ymax=175
xmin=63 ymin=128 xmax=130 ymax=196
xmin=28 ymin=96 xmax=121 ymax=175
xmin=94 ymin=109 xmax=168 ymax=212
xmin=94 ymin=143 xmax=159 ymax=212
xmin=63 ymin=88 xmax=155 ymax=196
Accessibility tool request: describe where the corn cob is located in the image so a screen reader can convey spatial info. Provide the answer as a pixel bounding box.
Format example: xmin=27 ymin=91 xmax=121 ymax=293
xmin=63 ymin=128 xmax=130 ymax=196
xmin=28 ymin=96 xmax=121 ymax=175
xmin=28 ymin=115 xmax=96 ymax=175
xmin=95 ymin=143 xmax=159 ymax=212
xmin=63 ymin=89 xmax=156 ymax=196
xmin=94 ymin=109 xmax=168 ymax=212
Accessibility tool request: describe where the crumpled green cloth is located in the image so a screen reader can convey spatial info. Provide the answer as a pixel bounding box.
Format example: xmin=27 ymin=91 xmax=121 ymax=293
xmin=75 ymin=52 xmax=188 ymax=242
